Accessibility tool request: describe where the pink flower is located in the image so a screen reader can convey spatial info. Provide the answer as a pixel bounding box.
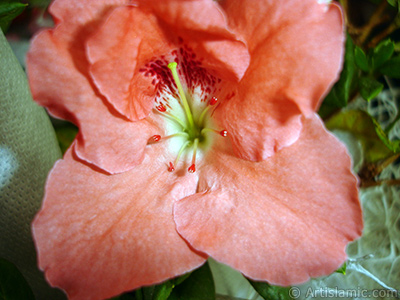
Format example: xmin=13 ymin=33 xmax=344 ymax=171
xmin=27 ymin=0 xmax=363 ymax=299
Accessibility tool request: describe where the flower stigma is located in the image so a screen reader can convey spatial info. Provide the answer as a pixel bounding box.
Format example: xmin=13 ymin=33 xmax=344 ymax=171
xmin=144 ymin=52 xmax=228 ymax=173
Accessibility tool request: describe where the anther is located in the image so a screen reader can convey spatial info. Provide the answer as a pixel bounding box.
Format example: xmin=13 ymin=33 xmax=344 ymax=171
xmin=168 ymin=162 xmax=175 ymax=172
xmin=209 ymin=97 xmax=218 ymax=106
xmin=188 ymin=164 xmax=196 ymax=173
xmin=220 ymin=130 xmax=228 ymax=137
xmin=152 ymin=135 xmax=161 ymax=142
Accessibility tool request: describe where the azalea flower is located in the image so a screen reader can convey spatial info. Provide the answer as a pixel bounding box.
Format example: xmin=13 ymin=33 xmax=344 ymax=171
xmin=27 ymin=0 xmax=363 ymax=299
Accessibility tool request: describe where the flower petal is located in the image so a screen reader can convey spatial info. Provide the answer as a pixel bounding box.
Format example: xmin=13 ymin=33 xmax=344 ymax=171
xmin=33 ymin=145 xmax=206 ymax=300
xmin=27 ymin=2 xmax=156 ymax=174
xmin=215 ymin=0 xmax=344 ymax=161
xmin=215 ymin=90 xmax=303 ymax=161
xmin=73 ymin=113 xmax=159 ymax=175
xmin=221 ymin=0 xmax=344 ymax=114
xmin=87 ymin=6 xmax=172 ymax=121
xmin=30 ymin=0 xmax=130 ymax=120
xmin=87 ymin=1 xmax=250 ymax=121
xmin=147 ymin=0 xmax=250 ymax=82
xmin=174 ymin=115 xmax=362 ymax=285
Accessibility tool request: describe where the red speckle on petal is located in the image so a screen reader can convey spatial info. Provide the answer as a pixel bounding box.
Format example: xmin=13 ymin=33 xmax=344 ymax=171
xmin=220 ymin=130 xmax=228 ymax=137
xmin=188 ymin=164 xmax=196 ymax=173
xmin=156 ymin=104 xmax=166 ymax=112
xmin=168 ymin=162 xmax=175 ymax=172
xmin=209 ymin=97 xmax=218 ymax=106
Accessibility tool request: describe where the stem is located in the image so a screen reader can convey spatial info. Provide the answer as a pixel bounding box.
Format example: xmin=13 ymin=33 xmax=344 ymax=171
xmin=358 ymin=0 xmax=388 ymax=46
xmin=368 ymin=22 xmax=399 ymax=48
xmin=361 ymin=179 xmax=400 ymax=188
xmin=168 ymin=62 xmax=195 ymax=130
xmin=339 ymin=0 xmax=349 ymax=25
xmin=384 ymin=81 xmax=400 ymax=134
xmin=385 ymin=111 xmax=400 ymax=134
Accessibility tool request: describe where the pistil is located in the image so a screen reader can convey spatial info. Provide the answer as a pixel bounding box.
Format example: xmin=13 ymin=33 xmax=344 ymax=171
xmin=168 ymin=62 xmax=195 ymax=131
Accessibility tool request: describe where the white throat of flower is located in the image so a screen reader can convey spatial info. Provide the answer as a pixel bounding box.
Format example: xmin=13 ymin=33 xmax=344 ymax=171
xmin=149 ymin=62 xmax=227 ymax=173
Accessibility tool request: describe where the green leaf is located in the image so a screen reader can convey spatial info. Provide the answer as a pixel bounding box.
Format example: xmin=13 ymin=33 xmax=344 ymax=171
xmin=326 ymin=110 xmax=399 ymax=162
xmin=144 ymin=281 xmax=175 ymax=300
xmin=168 ymin=263 xmax=215 ymax=300
xmin=0 ymin=258 xmax=35 ymax=300
xmin=52 ymin=120 xmax=78 ymax=154
xmin=0 ymin=27 xmax=62 ymax=300
xmin=386 ymin=0 xmax=399 ymax=7
xmin=27 ymin=0 xmax=52 ymax=8
xmin=378 ymin=55 xmax=400 ymax=78
xmin=318 ymin=33 xmax=356 ymax=118
xmin=359 ymin=76 xmax=383 ymax=101
xmin=335 ymin=262 xmax=347 ymax=275
xmin=248 ymin=280 xmax=293 ymax=300
xmin=109 ymin=272 xmax=194 ymax=300
xmin=354 ymin=46 xmax=369 ymax=72
xmin=372 ymin=39 xmax=395 ymax=69
xmin=0 ymin=2 xmax=27 ymax=33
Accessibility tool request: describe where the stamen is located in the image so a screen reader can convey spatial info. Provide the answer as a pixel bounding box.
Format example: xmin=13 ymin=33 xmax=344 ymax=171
xmin=201 ymin=128 xmax=228 ymax=137
xmin=188 ymin=138 xmax=199 ymax=173
xmin=154 ymin=107 xmax=187 ymax=129
xmin=168 ymin=62 xmax=195 ymax=130
xmin=168 ymin=141 xmax=190 ymax=172
xmin=198 ymin=97 xmax=218 ymax=125
xmin=164 ymin=132 xmax=189 ymax=139
xmin=148 ymin=132 xmax=189 ymax=144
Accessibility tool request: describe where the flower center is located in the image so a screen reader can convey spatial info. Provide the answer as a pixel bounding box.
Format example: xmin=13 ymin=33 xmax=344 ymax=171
xmin=144 ymin=56 xmax=227 ymax=173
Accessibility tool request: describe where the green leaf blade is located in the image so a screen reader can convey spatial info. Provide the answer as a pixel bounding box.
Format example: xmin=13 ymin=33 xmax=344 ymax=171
xmin=248 ymin=280 xmax=293 ymax=300
xmin=378 ymin=55 xmax=400 ymax=78
xmin=372 ymin=39 xmax=395 ymax=69
xmin=359 ymin=76 xmax=384 ymax=101
xmin=0 ymin=2 xmax=27 ymax=33
xmin=168 ymin=263 xmax=215 ymax=300
xmin=354 ymin=46 xmax=369 ymax=72
xmin=326 ymin=110 xmax=398 ymax=162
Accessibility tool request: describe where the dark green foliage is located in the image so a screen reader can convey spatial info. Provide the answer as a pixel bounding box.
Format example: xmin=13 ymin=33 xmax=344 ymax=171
xmin=0 ymin=1 xmax=27 ymax=33
xmin=0 ymin=258 xmax=35 ymax=300
xmin=248 ymin=280 xmax=293 ymax=300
